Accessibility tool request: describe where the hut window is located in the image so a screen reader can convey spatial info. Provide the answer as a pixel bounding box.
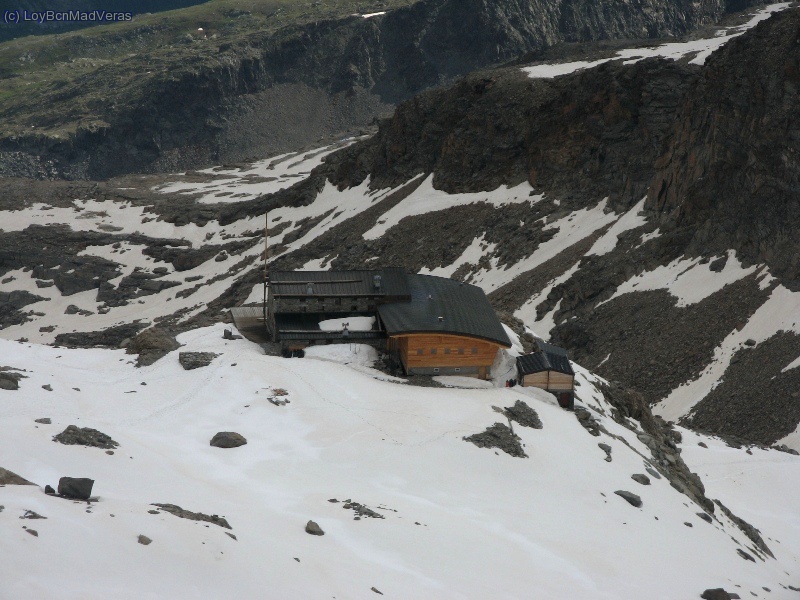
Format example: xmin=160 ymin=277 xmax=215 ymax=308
xmin=454 ymin=367 xmax=460 ymax=372
xmin=351 ymin=305 xmax=358 ymax=311
xmin=416 ymin=349 xmax=423 ymax=355
xmin=433 ymin=368 xmax=440 ymax=373
xmin=444 ymin=348 xmax=451 ymax=354
xmin=431 ymin=348 xmax=437 ymax=355
xmin=458 ymin=348 xmax=464 ymax=355
xmin=335 ymin=298 xmax=342 ymax=306
xmin=471 ymin=347 xmax=478 ymax=354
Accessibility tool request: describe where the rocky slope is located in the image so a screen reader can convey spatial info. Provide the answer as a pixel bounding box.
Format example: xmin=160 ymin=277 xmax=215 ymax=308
xmin=0 ymin=4 xmax=796 ymax=448
xmin=0 ymin=0 xmax=769 ymax=179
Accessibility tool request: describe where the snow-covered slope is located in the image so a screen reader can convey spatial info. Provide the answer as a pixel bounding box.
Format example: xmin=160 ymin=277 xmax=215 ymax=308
xmin=2 ymin=325 xmax=798 ymax=599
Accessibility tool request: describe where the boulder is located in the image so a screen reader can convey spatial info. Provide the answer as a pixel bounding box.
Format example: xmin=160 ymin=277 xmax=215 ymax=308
xmin=614 ymin=490 xmax=642 ymax=508
xmin=210 ymin=432 xmax=247 ymax=448
xmin=35 ymin=418 xmax=51 ymax=424
xmin=137 ymin=535 xmax=152 ymax=545
xmin=53 ymin=425 xmax=119 ymax=449
xmin=179 ymin=352 xmax=219 ymax=370
xmin=125 ymin=327 xmax=180 ymax=367
xmin=305 ymin=520 xmax=325 ymax=536
xmin=631 ymin=474 xmax=651 ymax=485
xmin=0 ymin=372 xmax=22 ymax=390
xmin=57 ymin=476 xmax=94 ymax=500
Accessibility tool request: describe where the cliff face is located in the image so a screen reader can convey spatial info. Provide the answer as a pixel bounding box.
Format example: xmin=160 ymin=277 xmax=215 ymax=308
xmin=648 ymin=8 xmax=800 ymax=286
xmin=0 ymin=0 xmax=761 ymax=179
xmin=330 ymin=59 xmax=696 ymax=208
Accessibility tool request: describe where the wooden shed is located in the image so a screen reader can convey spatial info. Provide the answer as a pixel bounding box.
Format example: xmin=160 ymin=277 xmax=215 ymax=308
xmin=516 ymin=341 xmax=575 ymax=409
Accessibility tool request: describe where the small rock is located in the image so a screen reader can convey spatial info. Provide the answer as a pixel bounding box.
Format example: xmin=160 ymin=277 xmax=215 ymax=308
xmin=371 ymin=587 xmax=383 ymax=595
xmin=41 ymin=384 xmax=53 ymax=392
xmin=20 ymin=510 xmax=46 ymax=519
xmin=44 ymin=485 xmax=55 ymax=495
xmin=697 ymin=512 xmax=713 ymax=523
xmin=105 ymin=450 xmax=114 ymax=455
xmin=743 ymin=339 xmax=756 ymax=347
xmin=698 ymin=442 xmax=708 ymax=448
xmin=57 ymin=477 xmax=94 ymax=500
xmin=210 ymin=431 xmax=247 ymax=448
xmin=736 ymin=548 xmax=755 ymax=562
xmin=223 ymin=329 xmax=243 ymax=340
xmin=645 ymin=467 xmax=662 ymax=480
xmin=614 ymin=490 xmax=642 ymax=508
xmin=148 ymin=509 xmax=160 ymax=514
xmin=137 ymin=535 xmax=152 ymax=546
xmin=34 ymin=418 xmax=51 ymax=424
xmin=305 ymin=520 xmax=324 ymax=536
xmin=225 ymin=532 xmax=237 ymax=540
xmin=701 ymin=589 xmax=732 ymax=600
xmin=631 ymin=474 xmax=651 ymax=485
xmin=179 ymin=352 xmax=218 ymax=370
xmin=294 ymin=557 xmax=300 ymax=562
xmin=684 ymin=521 xmax=693 ymax=527
xmin=25 ymin=529 xmax=38 ymax=537
xmin=328 ymin=498 xmax=339 ymax=503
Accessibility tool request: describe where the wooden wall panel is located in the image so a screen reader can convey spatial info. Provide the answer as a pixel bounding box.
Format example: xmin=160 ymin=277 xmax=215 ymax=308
xmin=395 ymin=334 xmax=501 ymax=368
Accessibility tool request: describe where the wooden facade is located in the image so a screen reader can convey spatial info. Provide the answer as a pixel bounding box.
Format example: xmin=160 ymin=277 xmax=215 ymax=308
xmin=388 ymin=333 xmax=503 ymax=379
xmin=521 ymin=371 xmax=574 ymax=391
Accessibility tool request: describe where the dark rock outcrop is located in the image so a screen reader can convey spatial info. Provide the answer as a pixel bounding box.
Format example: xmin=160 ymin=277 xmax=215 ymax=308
xmin=179 ymin=352 xmax=219 ymax=370
xmin=684 ymin=332 xmax=800 ymax=444
xmin=54 ymin=323 xmax=149 ymax=349
xmin=126 ymin=327 xmax=181 ymax=367
xmin=648 ymin=9 xmax=800 ymax=288
xmin=53 ymin=425 xmax=119 ymax=449
xmin=0 ymin=467 xmax=35 ymax=485
xmin=463 ymin=422 xmax=527 ymax=458
xmin=503 ymin=400 xmax=543 ymax=429
xmin=151 ymin=503 xmax=231 ymax=529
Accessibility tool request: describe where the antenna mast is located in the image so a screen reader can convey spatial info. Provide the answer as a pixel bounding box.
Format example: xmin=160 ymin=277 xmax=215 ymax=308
xmin=262 ymin=210 xmax=269 ymax=327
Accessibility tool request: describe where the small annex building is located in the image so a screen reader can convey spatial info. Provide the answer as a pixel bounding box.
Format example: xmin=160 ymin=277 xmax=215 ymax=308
xmin=516 ymin=340 xmax=575 ymax=409
xmin=266 ymin=268 xmax=511 ymax=379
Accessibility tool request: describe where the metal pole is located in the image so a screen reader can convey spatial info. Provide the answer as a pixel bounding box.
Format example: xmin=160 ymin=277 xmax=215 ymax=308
xmin=262 ymin=211 xmax=268 ymax=329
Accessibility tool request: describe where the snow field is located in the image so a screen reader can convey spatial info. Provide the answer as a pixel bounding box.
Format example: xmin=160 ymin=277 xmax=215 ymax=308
xmin=1 ymin=325 xmax=797 ymax=599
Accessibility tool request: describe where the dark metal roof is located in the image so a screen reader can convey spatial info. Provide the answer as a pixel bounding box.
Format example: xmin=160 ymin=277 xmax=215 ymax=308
xmin=517 ymin=340 xmax=574 ymax=376
xmin=377 ymin=274 xmax=512 ymax=347
xmin=268 ymin=267 xmax=410 ymax=298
